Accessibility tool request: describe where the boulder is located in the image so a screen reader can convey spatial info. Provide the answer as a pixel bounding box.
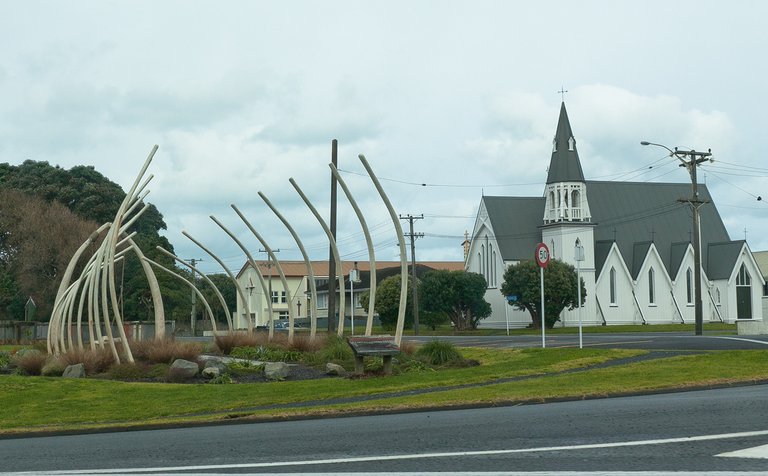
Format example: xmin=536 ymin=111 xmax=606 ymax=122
xmin=63 ymin=363 xmax=86 ymax=378
xmin=264 ymin=362 xmax=290 ymax=381
xmin=325 ymin=362 xmax=347 ymax=376
xmin=168 ymin=359 xmax=199 ymax=381
xmin=14 ymin=349 xmax=43 ymax=359
xmin=198 ymin=355 xmax=228 ymax=372
xmin=201 ymin=366 xmax=221 ymax=379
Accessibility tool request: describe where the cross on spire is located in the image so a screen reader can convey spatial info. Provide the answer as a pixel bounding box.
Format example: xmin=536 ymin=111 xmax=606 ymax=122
xmin=558 ymin=86 xmax=568 ymax=102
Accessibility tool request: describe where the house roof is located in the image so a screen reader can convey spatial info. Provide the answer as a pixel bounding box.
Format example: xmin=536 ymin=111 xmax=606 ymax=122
xmin=669 ymin=242 xmax=690 ymax=280
xmin=482 ymin=180 xmax=733 ymax=279
xmin=631 ymin=241 xmax=653 ymax=279
xmin=754 ymin=250 xmax=768 ymax=278
xmin=706 ymin=241 xmax=745 ymax=280
xmin=546 ymin=102 xmax=585 ymax=184
xmin=481 ymin=196 xmax=546 ymax=262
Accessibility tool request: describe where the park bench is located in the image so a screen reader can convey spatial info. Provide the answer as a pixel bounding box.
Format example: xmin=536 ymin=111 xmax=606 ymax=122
xmin=346 ymin=335 xmax=400 ymax=375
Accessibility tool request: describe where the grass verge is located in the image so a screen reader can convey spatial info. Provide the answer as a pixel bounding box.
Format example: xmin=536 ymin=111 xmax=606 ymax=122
xmin=2 ymin=348 xmax=767 ymax=435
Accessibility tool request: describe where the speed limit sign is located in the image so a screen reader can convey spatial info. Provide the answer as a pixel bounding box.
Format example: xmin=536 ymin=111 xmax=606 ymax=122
xmin=535 ymin=243 xmax=550 ymax=268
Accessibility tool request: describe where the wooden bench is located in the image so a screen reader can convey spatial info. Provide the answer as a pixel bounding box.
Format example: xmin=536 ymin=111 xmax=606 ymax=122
xmin=346 ymin=335 xmax=400 ymax=375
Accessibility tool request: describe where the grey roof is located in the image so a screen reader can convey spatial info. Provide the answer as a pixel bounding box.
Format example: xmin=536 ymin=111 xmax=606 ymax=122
xmin=546 ymin=102 xmax=585 ymax=184
xmin=669 ymin=242 xmax=690 ymax=280
xmin=483 ymin=180 xmax=734 ymax=279
xmin=482 ymin=196 xmax=545 ymax=261
xmin=631 ymin=241 xmax=653 ymax=279
xmin=587 ymin=181 xmax=731 ymax=277
xmin=706 ymin=241 xmax=745 ymax=280
xmin=754 ymin=251 xmax=768 ymax=278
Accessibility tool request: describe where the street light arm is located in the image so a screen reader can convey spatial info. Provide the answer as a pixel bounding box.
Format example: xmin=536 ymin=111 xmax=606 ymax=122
xmin=641 ymin=140 xmax=687 ymax=166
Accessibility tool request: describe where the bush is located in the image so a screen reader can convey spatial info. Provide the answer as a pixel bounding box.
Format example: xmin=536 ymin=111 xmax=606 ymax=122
xmin=415 ymin=340 xmax=464 ymax=366
xmin=226 ymin=360 xmax=265 ymax=375
xmin=396 ymin=358 xmax=435 ymax=374
xmin=214 ymin=332 xmax=269 ymax=355
xmin=108 ymin=363 xmax=148 ymax=381
xmin=41 ymin=359 xmax=66 ymax=377
xmin=59 ymin=347 xmax=115 ymax=375
xmin=230 ymin=346 xmax=302 ymax=362
xmin=208 ymin=373 xmax=234 ymax=384
xmin=318 ymin=335 xmax=353 ymax=363
xmin=130 ymin=339 xmax=203 ymax=364
xmin=0 ymin=351 xmax=11 ymax=370
xmin=288 ymin=335 xmax=323 ymax=353
xmin=12 ymin=351 xmax=48 ymax=375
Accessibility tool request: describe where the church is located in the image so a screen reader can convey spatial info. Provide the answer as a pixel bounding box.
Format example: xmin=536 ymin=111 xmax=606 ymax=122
xmin=466 ymin=102 xmax=764 ymax=328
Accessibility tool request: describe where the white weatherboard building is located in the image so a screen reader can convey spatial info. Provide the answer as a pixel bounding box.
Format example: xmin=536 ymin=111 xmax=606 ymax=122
xmin=467 ymin=102 xmax=765 ymax=328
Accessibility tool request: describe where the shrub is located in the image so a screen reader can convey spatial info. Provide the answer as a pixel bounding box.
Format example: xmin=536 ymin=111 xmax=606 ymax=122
xmin=130 ymin=339 xmax=203 ymax=364
xmin=108 ymin=363 xmax=148 ymax=381
xmin=318 ymin=335 xmax=353 ymax=362
xmin=147 ymin=363 xmax=170 ymax=380
xmin=397 ymin=358 xmax=435 ymax=374
xmin=0 ymin=351 xmax=11 ymax=370
xmin=12 ymin=351 xmax=48 ymax=376
xmin=214 ymin=332 xmax=269 ymax=355
xmin=415 ymin=340 xmax=464 ymax=366
xmin=398 ymin=340 xmax=418 ymax=356
xmin=288 ymin=335 xmax=323 ymax=353
xmin=59 ymin=348 xmax=115 ymax=375
xmin=226 ymin=360 xmax=265 ymax=375
xmin=208 ymin=373 xmax=235 ymax=384
xmin=41 ymin=359 xmax=66 ymax=377
xmin=230 ymin=346 xmax=302 ymax=362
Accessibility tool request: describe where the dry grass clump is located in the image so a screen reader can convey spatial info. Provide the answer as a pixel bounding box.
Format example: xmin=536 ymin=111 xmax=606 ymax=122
xmin=59 ymin=347 xmax=116 ymax=375
xmin=214 ymin=332 xmax=270 ymax=355
xmin=130 ymin=338 xmax=203 ymax=364
xmin=398 ymin=340 xmax=418 ymax=355
xmin=12 ymin=351 xmax=48 ymax=376
xmin=287 ymin=334 xmax=324 ymax=353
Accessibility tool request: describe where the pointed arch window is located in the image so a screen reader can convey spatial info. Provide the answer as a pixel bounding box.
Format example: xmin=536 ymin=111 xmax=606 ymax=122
xmin=648 ymin=268 xmax=656 ymax=305
xmin=609 ymin=267 xmax=617 ymax=305
xmin=568 ymin=136 xmax=575 ymax=151
xmin=571 ymin=190 xmax=580 ymax=208
xmin=492 ymin=250 xmax=497 ymax=287
xmin=737 ymin=263 xmax=751 ymax=286
xmin=488 ymin=243 xmax=494 ymax=287
xmin=480 ymin=245 xmax=485 ymax=279
xmin=686 ymin=268 xmax=693 ymax=304
xmin=552 ymin=137 xmax=557 ymax=153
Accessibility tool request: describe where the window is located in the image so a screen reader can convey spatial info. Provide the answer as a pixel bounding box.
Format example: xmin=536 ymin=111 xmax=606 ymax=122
xmin=609 ymin=267 xmax=617 ymax=305
xmin=271 ymin=291 xmax=286 ymax=304
xmin=571 ymin=190 xmax=580 ymax=208
xmin=737 ymin=263 xmax=751 ymax=286
xmin=480 ymin=245 xmax=485 ymax=279
xmin=278 ymin=311 xmax=289 ymax=319
xmin=492 ymin=250 xmax=497 ymax=287
xmin=568 ymin=136 xmax=575 ymax=151
xmin=488 ymin=243 xmax=494 ymax=287
xmin=648 ymin=268 xmax=655 ymax=305
xmin=716 ymin=288 xmax=721 ymax=304
xmin=317 ymin=293 xmax=328 ymax=310
xmin=686 ymin=268 xmax=693 ymax=304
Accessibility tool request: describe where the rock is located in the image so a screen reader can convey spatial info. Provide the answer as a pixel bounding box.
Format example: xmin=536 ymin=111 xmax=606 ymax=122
xmin=201 ymin=366 xmax=221 ymax=379
xmin=41 ymin=361 xmax=65 ymax=377
xmin=14 ymin=349 xmax=43 ymax=359
xmin=198 ymin=355 xmax=228 ymax=373
xmin=325 ymin=362 xmax=347 ymax=376
xmin=63 ymin=363 xmax=86 ymax=378
xmin=168 ymin=359 xmax=199 ymax=381
xmin=264 ymin=362 xmax=290 ymax=380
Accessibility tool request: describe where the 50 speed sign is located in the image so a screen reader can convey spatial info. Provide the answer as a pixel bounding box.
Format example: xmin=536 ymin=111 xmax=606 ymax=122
xmin=535 ymin=243 xmax=550 ymax=268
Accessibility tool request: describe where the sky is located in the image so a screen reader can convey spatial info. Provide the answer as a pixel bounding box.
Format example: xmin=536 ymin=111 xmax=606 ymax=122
xmin=2 ymin=1 xmax=767 ymax=275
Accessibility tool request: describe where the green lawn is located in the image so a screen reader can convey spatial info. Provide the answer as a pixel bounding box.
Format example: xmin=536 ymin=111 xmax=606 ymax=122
xmin=2 ymin=347 xmax=766 ymax=435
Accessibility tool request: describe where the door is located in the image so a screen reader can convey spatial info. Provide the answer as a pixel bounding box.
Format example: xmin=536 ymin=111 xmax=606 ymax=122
xmin=736 ymin=264 xmax=752 ymax=319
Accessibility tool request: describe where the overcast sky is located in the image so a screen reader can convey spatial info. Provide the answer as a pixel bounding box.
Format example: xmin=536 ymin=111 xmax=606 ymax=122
xmin=2 ymin=1 xmax=767 ymax=274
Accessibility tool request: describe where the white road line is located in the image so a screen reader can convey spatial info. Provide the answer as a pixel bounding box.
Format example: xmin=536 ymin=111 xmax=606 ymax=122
xmin=717 ymin=442 xmax=768 ymax=459
xmin=701 ymin=336 xmax=768 ymax=346
xmin=7 ymin=429 xmax=768 ymax=475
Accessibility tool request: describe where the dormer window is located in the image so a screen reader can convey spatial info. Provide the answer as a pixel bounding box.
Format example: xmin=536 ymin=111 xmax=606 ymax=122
xmin=552 ymin=137 xmax=557 ymax=153
xmin=568 ymin=136 xmax=575 ymax=151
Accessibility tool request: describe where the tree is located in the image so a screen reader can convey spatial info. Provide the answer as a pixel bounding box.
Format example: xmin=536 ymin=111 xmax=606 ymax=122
xmin=199 ymin=273 xmax=237 ymax=323
xmin=360 ymin=274 xmax=416 ymax=330
xmin=0 ymin=188 xmax=99 ymax=320
xmin=500 ymin=259 xmax=586 ymax=329
xmin=420 ymin=270 xmax=492 ymax=330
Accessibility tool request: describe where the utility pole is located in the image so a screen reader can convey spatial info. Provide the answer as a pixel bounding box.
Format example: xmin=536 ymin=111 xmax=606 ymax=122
xmin=327 ymin=139 xmax=338 ymax=333
xmin=188 ymin=258 xmax=204 ymax=336
xmin=641 ymin=141 xmax=712 ymax=336
xmin=260 ymin=249 xmax=280 ymax=324
xmin=399 ymin=214 xmax=424 ymax=335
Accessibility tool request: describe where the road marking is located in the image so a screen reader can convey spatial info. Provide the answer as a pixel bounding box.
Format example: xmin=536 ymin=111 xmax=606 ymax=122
xmin=701 ymin=336 xmax=768 ymax=346
xmin=6 ymin=472 xmax=768 ymax=476
xmin=8 ymin=429 xmax=768 ymax=475
xmin=717 ymin=442 xmax=768 ymax=459
xmin=550 ymin=339 xmax=653 ymax=348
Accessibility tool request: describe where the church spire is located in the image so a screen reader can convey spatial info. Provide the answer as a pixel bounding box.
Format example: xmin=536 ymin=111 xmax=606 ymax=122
xmin=546 ymin=102 xmax=585 ymax=184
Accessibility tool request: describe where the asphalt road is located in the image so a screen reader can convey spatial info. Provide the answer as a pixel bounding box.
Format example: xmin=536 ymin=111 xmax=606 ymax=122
xmin=2 ymin=385 xmax=768 ymax=475
xmin=404 ymin=332 xmax=768 ymax=350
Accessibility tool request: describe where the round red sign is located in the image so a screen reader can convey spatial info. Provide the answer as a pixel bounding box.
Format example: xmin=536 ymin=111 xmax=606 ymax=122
xmin=535 ymin=243 xmax=550 ymax=268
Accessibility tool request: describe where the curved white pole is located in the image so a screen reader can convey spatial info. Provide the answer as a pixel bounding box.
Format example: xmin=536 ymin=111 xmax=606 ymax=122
xmin=329 ymin=164 xmax=377 ymax=336
xmin=290 ymin=178 xmax=346 ymax=336
xmin=258 ymin=191 xmax=319 ymax=340
xmin=359 ymin=154 xmax=408 ymax=345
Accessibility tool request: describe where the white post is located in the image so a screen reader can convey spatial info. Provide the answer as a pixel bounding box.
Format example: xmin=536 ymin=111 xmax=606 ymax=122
xmin=350 ymin=270 xmax=355 ymax=335
xmin=504 ymin=298 xmax=510 ymax=336
xmin=540 ymin=266 xmax=545 ymax=349
xmin=575 ymin=238 xmax=585 ymax=349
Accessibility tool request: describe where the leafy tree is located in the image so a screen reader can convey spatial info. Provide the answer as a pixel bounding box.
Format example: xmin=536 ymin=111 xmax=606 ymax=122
xmin=360 ymin=274 xmax=417 ymax=330
xmin=500 ymin=259 xmax=586 ymax=329
xmin=199 ymin=273 xmax=237 ymax=323
xmin=420 ymin=270 xmax=491 ymax=330
xmin=0 ymin=188 xmax=99 ymax=319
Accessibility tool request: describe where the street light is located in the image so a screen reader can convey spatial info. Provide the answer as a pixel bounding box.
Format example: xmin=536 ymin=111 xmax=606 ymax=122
xmin=641 ymin=141 xmax=712 ymax=336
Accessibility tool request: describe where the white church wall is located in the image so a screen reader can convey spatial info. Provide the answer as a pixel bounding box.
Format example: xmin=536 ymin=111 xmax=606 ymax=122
xmin=633 ymin=245 xmax=676 ymax=324
xmin=595 ymin=245 xmax=637 ymax=325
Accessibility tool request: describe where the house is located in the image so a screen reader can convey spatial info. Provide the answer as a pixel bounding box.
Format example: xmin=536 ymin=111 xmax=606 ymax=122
xmin=466 ymin=102 xmax=765 ymax=328
xmin=235 ymin=260 xmax=463 ymax=329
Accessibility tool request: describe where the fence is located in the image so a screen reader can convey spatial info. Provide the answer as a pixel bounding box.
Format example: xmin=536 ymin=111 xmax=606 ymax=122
xmin=0 ymin=320 xmax=176 ymax=344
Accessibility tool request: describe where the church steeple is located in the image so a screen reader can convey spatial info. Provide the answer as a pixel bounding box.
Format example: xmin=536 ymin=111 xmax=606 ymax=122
xmin=543 ymin=102 xmax=591 ymax=224
xmin=546 ymin=102 xmax=585 ymax=184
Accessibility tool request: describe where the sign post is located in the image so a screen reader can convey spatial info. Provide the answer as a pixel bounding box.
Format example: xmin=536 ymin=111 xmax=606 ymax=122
xmin=535 ymin=243 xmax=550 ymax=349
xmin=575 ymin=239 xmax=585 ymax=349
